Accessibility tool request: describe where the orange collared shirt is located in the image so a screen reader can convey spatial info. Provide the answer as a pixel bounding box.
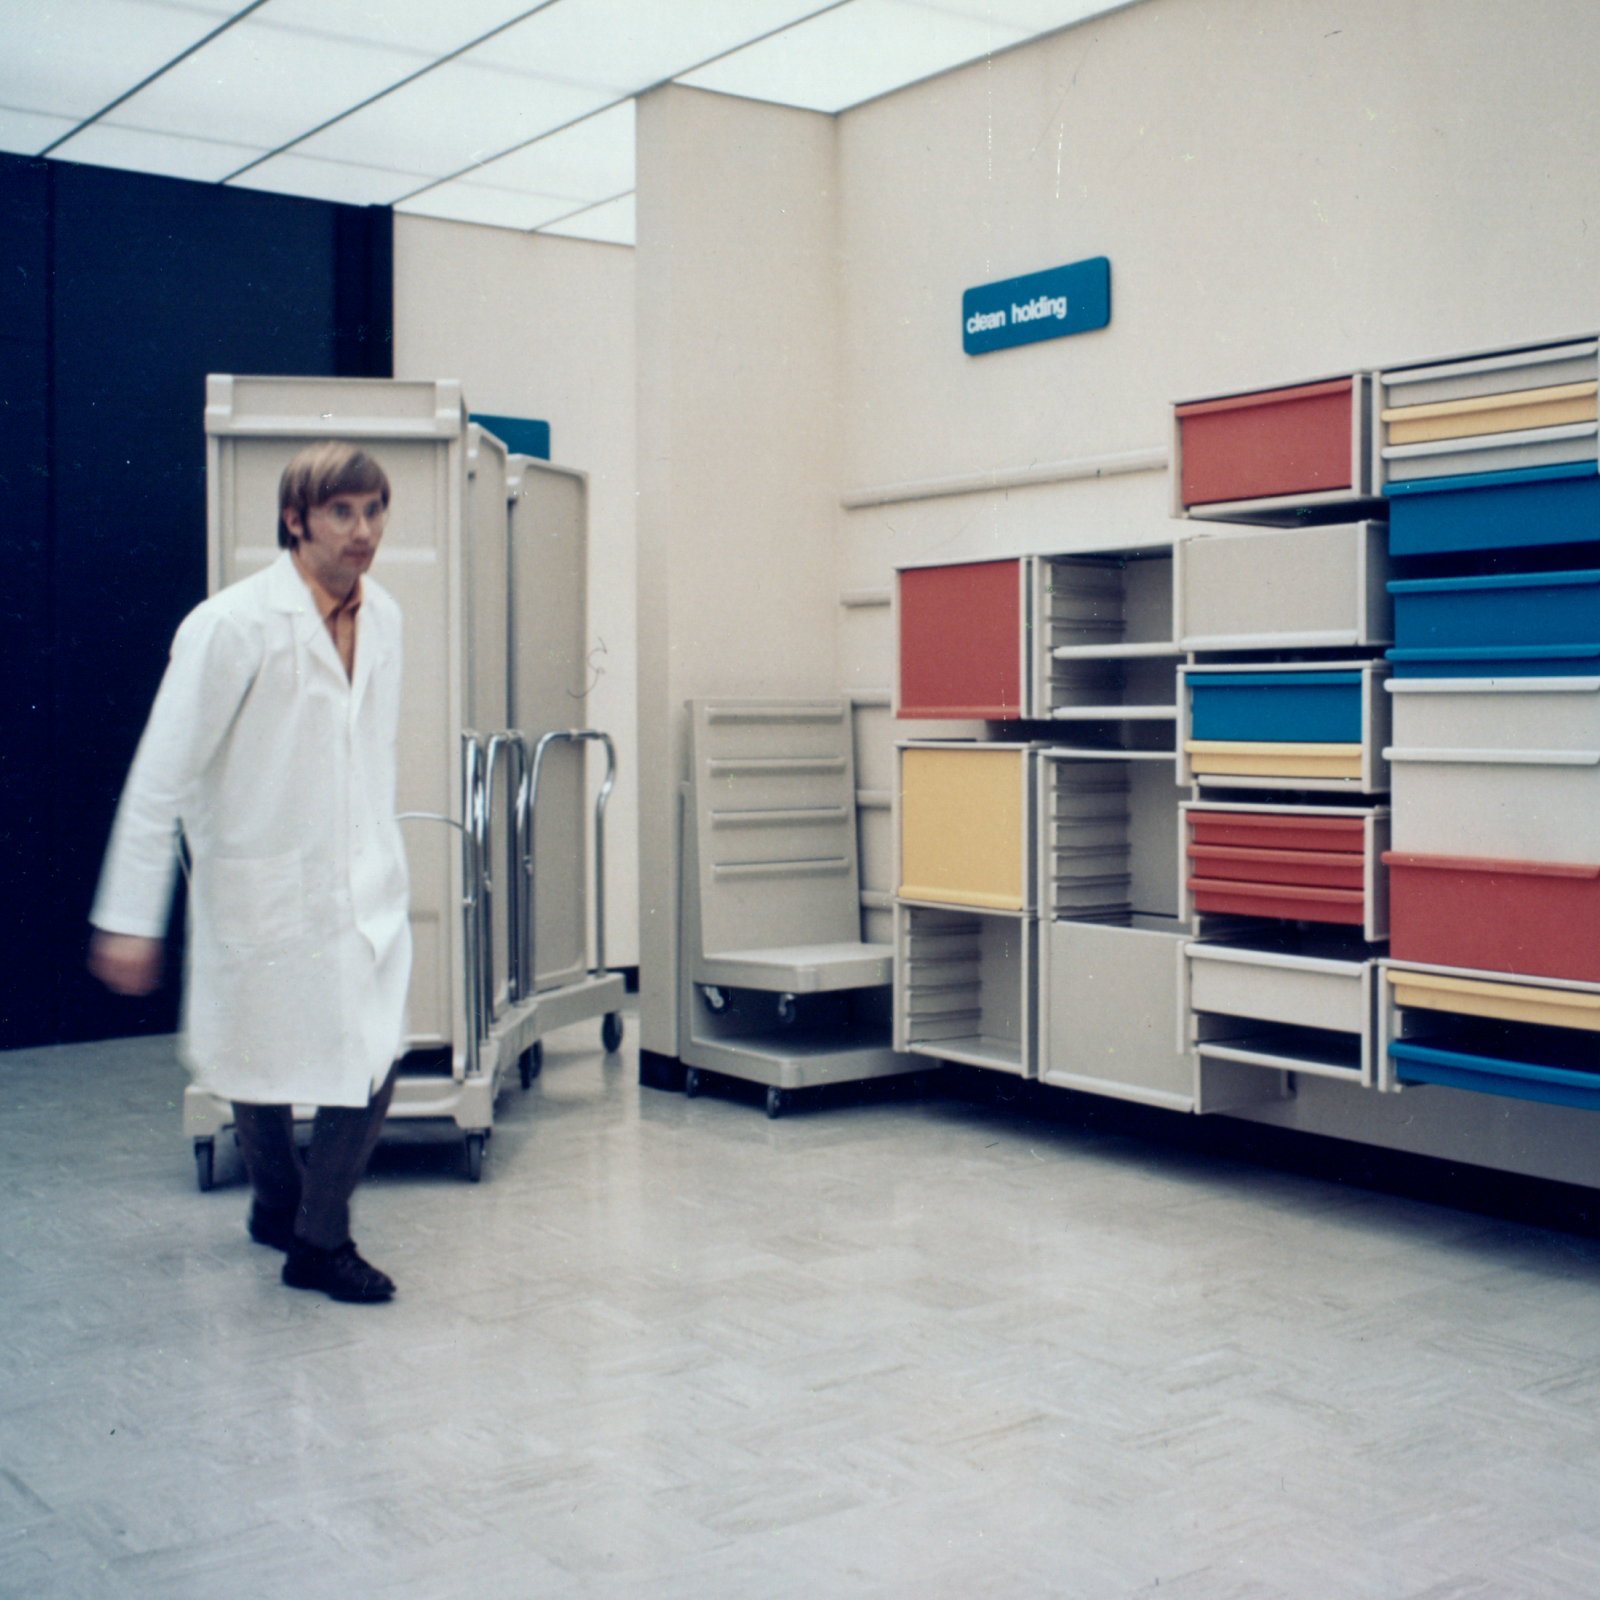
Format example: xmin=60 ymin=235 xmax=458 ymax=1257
xmin=291 ymin=548 xmax=362 ymax=681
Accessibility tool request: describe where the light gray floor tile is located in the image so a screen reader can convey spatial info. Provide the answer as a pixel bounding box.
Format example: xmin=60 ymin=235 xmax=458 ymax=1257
xmin=3 ymin=1017 xmax=1600 ymax=1597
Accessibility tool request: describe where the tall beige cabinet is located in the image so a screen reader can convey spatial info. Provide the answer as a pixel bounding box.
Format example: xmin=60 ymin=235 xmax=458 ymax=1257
xmin=190 ymin=374 xmax=621 ymax=1183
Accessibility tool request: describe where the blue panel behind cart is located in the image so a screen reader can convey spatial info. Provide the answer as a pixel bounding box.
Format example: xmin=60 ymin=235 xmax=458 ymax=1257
xmin=1386 ymin=463 xmax=1599 ymax=557
xmin=1188 ymin=672 xmax=1364 ymax=742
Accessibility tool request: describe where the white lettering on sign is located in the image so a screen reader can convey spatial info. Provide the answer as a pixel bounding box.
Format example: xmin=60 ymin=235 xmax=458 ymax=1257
xmin=965 ymin=309 xmax=1008 ymax=334
xmin=1010 ymin=295 xmax=1068 ymax=324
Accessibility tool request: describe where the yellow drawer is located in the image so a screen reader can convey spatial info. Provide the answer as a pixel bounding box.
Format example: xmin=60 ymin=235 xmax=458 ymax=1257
xmin=899 ymin=745 xmax=1029 ymax=911
xmin=1184 ymin=741 xmax=1364 ymax=781
xmin=1382 ymin=381 xmax=1597 ymax=445
xmin=1386 ymin=968 xmax=1600 ymax=1033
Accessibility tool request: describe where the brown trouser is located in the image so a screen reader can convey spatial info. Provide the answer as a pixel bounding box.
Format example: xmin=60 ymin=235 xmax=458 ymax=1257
xmin=232 ymin=1067 xmax=398 ymax=1250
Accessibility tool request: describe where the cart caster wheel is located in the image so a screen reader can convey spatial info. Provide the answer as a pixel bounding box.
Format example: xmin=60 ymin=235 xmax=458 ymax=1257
xmin=766 ymin=1087 xmax=789 ymax=1119
xmin=602 ymin=1011 xmax=624 ymax=1053
xmin=684 ymin=1067 xmax=702 ymax=1099
xmin=700 ymin=985 xmax=728 ymax=1013
xmin=194 ymin=1138 xmax=215 ymax=1193
xmin=776 ymin=993 xmax=797 ymax=1026
xmin=464 ymin=1133 xmax=486 ymax=1183
xmin=519 ymin=1040 xmax=543 ymax=1088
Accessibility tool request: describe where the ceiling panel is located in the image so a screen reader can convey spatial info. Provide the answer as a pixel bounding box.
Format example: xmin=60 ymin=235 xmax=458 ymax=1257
xmin=928 ymin=0 xmax=1122 ymax=29
xmin=538 ymin=191 xmax=635 ymax=246
xmin=465 ymin=0 xmax=844 ymax=96
xmin=0 ymin=107 xmax=78 ymax=156
xmin=0 ymin=0 xmax=247 ymax=130
xmin=428 ymin=101 xmax=634 ymax=207
xmin=101 ymin=19 xmax=432 ymax=153
xmin=246 ymin=0 xmax=548 ymax=58
xmin=232 ymin=150 xmax=438 ymax=206
xmin=49 ymin=121 xmax=265 ymax=184
xmin=290 ymin=58 xmax=611 ymax=178
xmin=677 ymin=0 xmax=1026 ymax=114
xmin=394 ymin=181 xmax=579 ymax=233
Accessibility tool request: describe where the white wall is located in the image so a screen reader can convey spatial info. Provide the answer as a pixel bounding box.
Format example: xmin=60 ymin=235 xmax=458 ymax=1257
xmin=823 ymin=0 xmax=1599 ymax=1179
xmin=393 ymin=214 xmax=638 ymax=969
xmin=635 ymin=85 xmax=843 ymax=1058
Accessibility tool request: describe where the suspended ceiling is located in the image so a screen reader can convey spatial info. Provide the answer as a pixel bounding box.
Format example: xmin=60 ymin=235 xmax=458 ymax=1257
xmin=1 ymin=1 xmax=1123 ymax=245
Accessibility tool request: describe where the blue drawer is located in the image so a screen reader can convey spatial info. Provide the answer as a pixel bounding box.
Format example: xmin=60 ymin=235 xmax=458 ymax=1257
xmin=1386 ymin=463 xmax=1599 ymax=557
xmin=1188 ymin=671 xmax=1364 ymax=742
xmin=1387 ymin=568 xmax=1600 ymax=676
xmin=1390 ymin=1039 xmax=1600 ymax=1113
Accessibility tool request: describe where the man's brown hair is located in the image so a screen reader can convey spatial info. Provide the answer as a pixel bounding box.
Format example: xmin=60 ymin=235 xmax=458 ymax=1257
xmin=277 ymin=442 xmax=391 ymax=549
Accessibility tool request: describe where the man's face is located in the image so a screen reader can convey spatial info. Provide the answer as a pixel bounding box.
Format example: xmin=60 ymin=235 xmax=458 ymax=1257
xmin=286 ymin=490 xmax=386 ymax=597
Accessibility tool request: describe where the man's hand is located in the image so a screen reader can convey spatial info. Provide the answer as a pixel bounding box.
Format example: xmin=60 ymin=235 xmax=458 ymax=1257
xmin=88 ymin=931 xmax=164 ymax=996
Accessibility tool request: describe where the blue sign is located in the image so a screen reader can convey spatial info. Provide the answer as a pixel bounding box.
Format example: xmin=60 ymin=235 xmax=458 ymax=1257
xmin=962 ymin=256 xmax=1110 ymax=356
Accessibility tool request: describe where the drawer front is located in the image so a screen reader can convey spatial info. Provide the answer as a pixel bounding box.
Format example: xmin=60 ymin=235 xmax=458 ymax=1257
xmin=1189 ymin=947 xmax=1368 ymax=1033
xmin=1389 ymin=570 xmax=1600 ymax=655
xmin=1189 ymin=843 xmax=1365 ymax=890
xmin=898 ymin=560 xmax=1022 ymax=719
xmin=1389 ymin=678 xmax=1600 ymax=751
xmin=1186 ymin=742 xmax=1364 ymax=781
xmin=1388 ymin=1038 xmax=1600 ymax=1111
xmin=1387 ymin=967 xmax=1600 ymax=1033
xmin=899 ymin=745 xmax=1030 ymax=910
xmin=1177 ymin=379 xmax=1354 ymax=507
xmin=1189 ymin=880 xmax=1366 ymax=924
xmin=1383 ymin=382 xmax=1598 ymax=446
xmin=1189 ymin=672 xmax=1364 ymax=743
xmin=1178 ymin=522 xmax=1390 ymax=650
xmin=1386 ymin=465 xmax=1599 ymax=557
xmin=1386 ymin=852 xmax=1600 ymax=982
xmin=1388 ymin=760 xmax=1600 ymax=862
xmin=1188 ymin=810 xmax=1366 ymax=854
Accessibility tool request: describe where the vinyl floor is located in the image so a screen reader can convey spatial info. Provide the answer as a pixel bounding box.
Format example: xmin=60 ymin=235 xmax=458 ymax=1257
xmin=3 ymin=1011 xmax=1600 ymax=1599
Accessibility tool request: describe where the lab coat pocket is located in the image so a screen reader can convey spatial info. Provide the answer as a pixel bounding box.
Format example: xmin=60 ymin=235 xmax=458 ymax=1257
xmin=205 ymin=850 xmax=307 ymax=948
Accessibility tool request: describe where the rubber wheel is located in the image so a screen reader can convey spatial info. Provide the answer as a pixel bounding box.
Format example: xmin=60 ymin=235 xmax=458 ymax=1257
xmin=194 ymin=1139 xmax=214 ymax=1193
xmin=602 ymin=1012 xmax=623 ymax=1053
xmin=765 ymin=1087 xmax=788 ymax=1119
xmin=519 ymin=1039 xmax=543 ymax=1088
xmin=684 ymin=1067 xmax=701 ymax=1099
xmin=464 ymin=1133 xmax=485 ymax=1182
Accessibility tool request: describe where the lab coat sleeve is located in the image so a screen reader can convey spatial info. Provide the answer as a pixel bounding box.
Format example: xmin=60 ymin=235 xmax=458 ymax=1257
xmin=90 ymin=604 xmax=262 ymax=939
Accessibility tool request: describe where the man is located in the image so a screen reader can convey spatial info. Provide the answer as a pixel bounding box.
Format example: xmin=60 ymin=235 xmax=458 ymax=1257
xmin=89 ymin=441 xmax=411 ymax=1304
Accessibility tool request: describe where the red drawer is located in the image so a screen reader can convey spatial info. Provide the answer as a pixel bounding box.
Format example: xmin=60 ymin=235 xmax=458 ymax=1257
xmin=1386 ymin=851 xmax=1600 ymax=983
xmin=1188 ymin=843 xmax=1365 ymax=890
xmin=898 ymin=559 xmax=1022 ymax=719
xmin=1187 ymin=878 xmax=1367 ymax=925
xmin=1177 ymin=379 xmax=1355 ymax=507
xmin=1188 ymin=810 xmax=1366 ymax=854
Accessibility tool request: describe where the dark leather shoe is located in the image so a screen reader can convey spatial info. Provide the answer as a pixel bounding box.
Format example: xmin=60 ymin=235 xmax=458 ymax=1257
xmin=282 ymin=1239 xmax=395 ymax=1302
xmin=248 ymin=1201 xmax=297 ymax=1251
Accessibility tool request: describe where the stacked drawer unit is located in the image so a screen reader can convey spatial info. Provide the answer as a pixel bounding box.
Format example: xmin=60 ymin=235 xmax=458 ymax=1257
xmin=1170 ymin=393 xmax=1398 ymax=1092
xmin=894 ymin=741 xmax=1040 ymax=1077
xmin=1377 ymin=334 xmax=1600 ymax=1104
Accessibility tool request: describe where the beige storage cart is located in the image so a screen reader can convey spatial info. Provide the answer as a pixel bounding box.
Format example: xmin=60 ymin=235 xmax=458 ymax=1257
xmin=185 ymin=376 xmax=623 ymax=1186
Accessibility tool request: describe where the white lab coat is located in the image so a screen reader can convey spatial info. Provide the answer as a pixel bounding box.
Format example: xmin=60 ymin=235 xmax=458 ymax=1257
xmin=92 ymin=551 xmax=411 ymax=1107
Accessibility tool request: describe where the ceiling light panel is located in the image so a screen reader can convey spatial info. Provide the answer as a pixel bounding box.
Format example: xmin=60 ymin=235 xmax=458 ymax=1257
xmin=466 ymin=0 xmax=847 ymax=97
xmin=0 ymin=0 xmax=246 ymax=128
xmin=538 ymin=191 xmax=634 ymax=246
xmin=677 ymin=0 xmax=1026 ymax=114
xmin=394 ymin=181 xmax=580 ymax=232
xmin=247 ymin=0 xmax=547 ymax=58
xmin=99 ymin=19 xmax=431 ymax=152
xmin=440 ymin=100 xmax=634 ymax=204
xmin=923 ymin=0 xmax=1117 ymax=30
xmin=0 ymin=107 xmax=77 ymax=156
xmin=289 ymin=58 xmax=610 ymax=178
xmin=231 ymin=150 xmax=435 ymax=206
xmin=47 ymin=121 xmax=264 ymax=184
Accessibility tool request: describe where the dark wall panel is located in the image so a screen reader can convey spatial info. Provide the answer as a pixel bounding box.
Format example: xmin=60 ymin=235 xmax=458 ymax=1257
xmin=0 ymin=152 xmax=392 ymax=1049
xmin=0 ymin=158 xmax=54 ymax=1046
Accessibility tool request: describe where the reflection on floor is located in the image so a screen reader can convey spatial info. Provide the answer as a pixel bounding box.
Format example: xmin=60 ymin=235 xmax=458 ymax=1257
xmin=4 ymin=1012 xmax=1600 ymax=1599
